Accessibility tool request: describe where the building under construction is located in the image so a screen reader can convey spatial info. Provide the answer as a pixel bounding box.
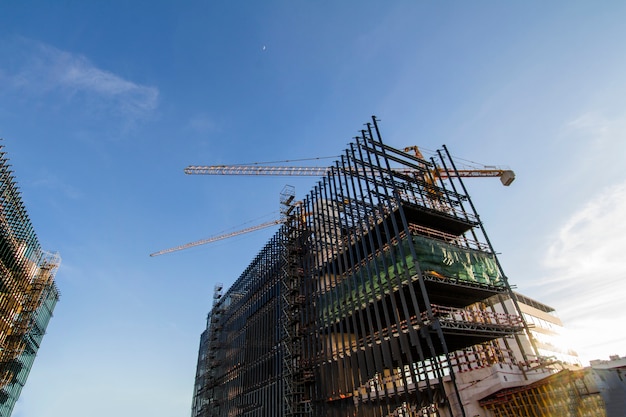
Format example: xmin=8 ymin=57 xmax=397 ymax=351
xmin=0 ymin=143 xmax=60 ymax=416
xmin=190 ymin=117 xmax=603 ymax=417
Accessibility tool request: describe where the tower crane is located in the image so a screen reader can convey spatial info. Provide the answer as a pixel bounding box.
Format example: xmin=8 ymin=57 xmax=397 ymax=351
xmin=184 ymin=146 xmax=516 ymax=186
xmin=149 ymin=219 xmax=283 ymax=257
xmin=151 ymin=146 xmax=515 ymax=257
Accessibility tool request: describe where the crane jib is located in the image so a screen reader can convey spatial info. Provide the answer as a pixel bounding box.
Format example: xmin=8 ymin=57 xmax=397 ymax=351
xmin=183 ymin=165 xmax=515 ymax=185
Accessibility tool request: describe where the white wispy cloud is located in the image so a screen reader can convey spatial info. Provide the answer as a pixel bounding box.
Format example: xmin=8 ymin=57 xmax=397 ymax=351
xmin=566 ymin=111 xmax=610 ymax=138
xmin=539 ymin=181 xmax=626 ymax=362
xmin=1 ymin=38 xmax=158 ymax=117
xmin=545 ymin=184 xmax=626 ymax=278
xmin=32 ymin=173 xmax=82 ymax=200
xmin=187 ymin=114 xmax=217 ymax=133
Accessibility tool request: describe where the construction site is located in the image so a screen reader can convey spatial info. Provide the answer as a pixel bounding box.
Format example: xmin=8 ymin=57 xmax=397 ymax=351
xmin=186 ymin=117 xmax=606 ymax=417
xmin=0 ymin=144 xmax=61 ymax=416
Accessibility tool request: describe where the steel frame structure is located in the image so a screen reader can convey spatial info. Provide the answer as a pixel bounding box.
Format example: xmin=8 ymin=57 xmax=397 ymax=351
xmin=191 ymin=117 xmax=533 ymax=417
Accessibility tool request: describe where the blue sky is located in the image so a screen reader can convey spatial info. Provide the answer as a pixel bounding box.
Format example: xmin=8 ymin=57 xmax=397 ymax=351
xmin=1 ymin=2 xmax=625 ymax=416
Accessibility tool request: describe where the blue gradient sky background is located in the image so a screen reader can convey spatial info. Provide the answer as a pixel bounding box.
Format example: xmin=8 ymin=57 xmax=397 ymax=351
xmin=1 ymin=2 xmax=625 ymax=416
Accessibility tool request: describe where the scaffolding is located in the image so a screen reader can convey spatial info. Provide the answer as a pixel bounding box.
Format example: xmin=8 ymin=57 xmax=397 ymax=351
xmin=191 ymin=117 xmax=548 ymax=417
xmin=0 ymin=143 xmax=61 ymax=416
xmin=279 ymin=185 xmax=313 ymax=417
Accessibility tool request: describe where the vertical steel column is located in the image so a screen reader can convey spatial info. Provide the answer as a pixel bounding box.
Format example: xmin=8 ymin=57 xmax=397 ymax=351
xmin=440 ymin=145 xmax=538 ymax=368
xmin=279 ymin=186 xmax=311 ymax=417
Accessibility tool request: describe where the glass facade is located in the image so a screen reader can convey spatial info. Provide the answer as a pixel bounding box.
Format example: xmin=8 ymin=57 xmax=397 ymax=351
xmin=0 ymin=143 xmax=60 ymax=416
